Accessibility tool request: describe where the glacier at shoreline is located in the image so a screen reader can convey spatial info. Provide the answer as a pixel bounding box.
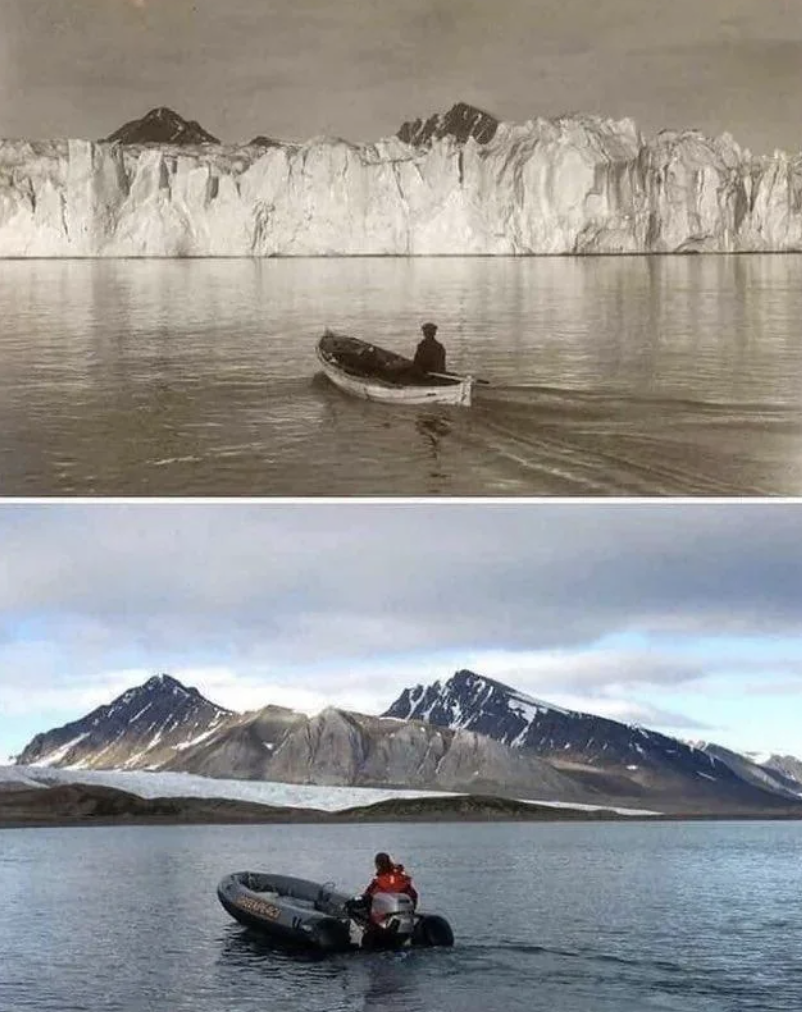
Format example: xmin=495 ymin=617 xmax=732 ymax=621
xmin=1 ymin=766 xmax=660 ymax=816
xmin=1 ymin=115 xmax=801 ymax=257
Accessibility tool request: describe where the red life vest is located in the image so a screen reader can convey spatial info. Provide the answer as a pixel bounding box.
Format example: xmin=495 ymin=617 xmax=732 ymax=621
xmin=373 ymin=866 xmax=413 ymax=893
xmin=366 ymin=864 xmax=418 ymax=926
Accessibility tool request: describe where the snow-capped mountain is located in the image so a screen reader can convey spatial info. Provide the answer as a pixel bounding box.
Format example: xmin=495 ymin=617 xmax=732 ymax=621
xmin=105 ymin=107 xmax=219 ymax=146
xmin=12 ymin=675 xmax=586 ymax=801
xmin=4 ymin=104 xmax=802 ymax=256
xmin=758 ymin=754 xmax=802 ymax=785
xmin=14 ymin=671 xmax=802 ymax=813
xmin=383 ymin=670 xmax=798 ymax=807
xmin=17 ymin=674 xmax=233 ymax=770
xmin=693 ymin=743 xmax=802 ymax=798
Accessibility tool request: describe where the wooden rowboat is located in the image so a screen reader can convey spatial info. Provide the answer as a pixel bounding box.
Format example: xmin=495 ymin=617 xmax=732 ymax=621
xmin=316 ymin=330 xmax=473 ymax=407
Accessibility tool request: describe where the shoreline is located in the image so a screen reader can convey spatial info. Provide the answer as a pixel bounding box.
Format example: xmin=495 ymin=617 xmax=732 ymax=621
xmin=3 ymin=251 xmax=802 ymax=262
xmin=2 ymin=785 xmax=800 ymax=830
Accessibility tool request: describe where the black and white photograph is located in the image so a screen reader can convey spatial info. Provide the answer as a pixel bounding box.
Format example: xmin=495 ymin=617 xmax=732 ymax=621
xmin=2 ymin=0 xmax=802 ymax=494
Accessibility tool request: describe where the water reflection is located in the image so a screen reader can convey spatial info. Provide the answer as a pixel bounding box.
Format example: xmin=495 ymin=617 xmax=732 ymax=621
xmin=2 ymin=256 xmax=802 ymax=494
xmin=216 ymin=924 xmax=450 ymax=1012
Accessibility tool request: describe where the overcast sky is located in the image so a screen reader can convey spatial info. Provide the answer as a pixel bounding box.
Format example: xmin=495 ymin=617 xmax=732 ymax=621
xmin=1 ymin=0 xmax=801 ymax=154
xmin=2 ymin=501 xmax=802 ymax=762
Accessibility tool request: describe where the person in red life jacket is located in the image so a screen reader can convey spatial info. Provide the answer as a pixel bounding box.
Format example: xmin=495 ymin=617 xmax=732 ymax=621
xmin=362 ymin=852 xmax=418 ymax=921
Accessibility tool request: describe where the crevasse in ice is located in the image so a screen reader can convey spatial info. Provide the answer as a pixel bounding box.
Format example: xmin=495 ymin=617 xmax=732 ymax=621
xmin=1 ymin=115 xmax=801 ymax=256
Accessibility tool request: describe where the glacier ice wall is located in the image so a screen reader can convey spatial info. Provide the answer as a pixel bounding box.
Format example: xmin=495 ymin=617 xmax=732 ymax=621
xmin=2 ymin=116 xmax=802 ymax=256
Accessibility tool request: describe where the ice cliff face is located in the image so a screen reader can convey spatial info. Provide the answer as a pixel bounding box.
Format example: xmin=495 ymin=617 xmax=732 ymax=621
xmin=2 ymin=107 xmax=802 ymax=256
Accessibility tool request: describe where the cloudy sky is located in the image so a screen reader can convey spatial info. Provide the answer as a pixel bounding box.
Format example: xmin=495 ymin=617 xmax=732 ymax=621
xmin=2 ymin=501 xmax=802 ymax=762
xmin=1 ymin=0 xmax=801 ymax=154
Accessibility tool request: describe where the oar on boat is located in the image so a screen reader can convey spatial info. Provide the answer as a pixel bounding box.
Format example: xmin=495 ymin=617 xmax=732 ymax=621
xmin=428 ymin=371 xmax=492 ymax=386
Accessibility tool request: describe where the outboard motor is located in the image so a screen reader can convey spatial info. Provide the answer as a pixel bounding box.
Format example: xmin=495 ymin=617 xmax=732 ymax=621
xmin=368 ymin=891 xmax=416 ymax=941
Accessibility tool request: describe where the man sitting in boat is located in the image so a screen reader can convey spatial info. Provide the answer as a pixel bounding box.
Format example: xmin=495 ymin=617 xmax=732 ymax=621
xmin=342 ymin=853 xmax=420 ymax=947
xmin=361 ymin=852 xmax=418 ymax=912
xmin=413 ymin=322 xmax=446 ymax=376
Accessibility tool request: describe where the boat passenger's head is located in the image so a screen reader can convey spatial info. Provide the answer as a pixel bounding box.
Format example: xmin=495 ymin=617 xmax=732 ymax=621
xmin=421 ymin=322 xmax=438 ymax=338
xmin=374 ymin=852 xmax=394 ymax=874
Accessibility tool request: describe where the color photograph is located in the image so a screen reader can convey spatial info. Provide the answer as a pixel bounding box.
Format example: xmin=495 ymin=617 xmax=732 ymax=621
xmin=1 ymin=501 xmax=802 ymax=1010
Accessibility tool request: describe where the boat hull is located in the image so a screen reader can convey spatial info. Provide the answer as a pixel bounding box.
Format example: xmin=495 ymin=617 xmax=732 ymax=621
xmin=217 ymin=872 xmax=353 ymax=951
xmin=217 ymin=871 xmax=455 ymax=952
xmin=316 ymin=332 xmax=473 ymax=407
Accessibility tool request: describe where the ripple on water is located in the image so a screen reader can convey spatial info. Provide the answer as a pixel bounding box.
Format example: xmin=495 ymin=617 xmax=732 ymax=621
xmin=2 ymin=256 xmax=802 ymax=494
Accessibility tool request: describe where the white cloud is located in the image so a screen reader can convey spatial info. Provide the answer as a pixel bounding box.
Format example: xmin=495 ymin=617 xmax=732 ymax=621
xmin=2 ymin=503 xmax=802 ymax=756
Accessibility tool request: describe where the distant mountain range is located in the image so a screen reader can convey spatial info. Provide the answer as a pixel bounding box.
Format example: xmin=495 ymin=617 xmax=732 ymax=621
xmin=102 ymin=103 xmax=498 ymax=148
xmin=14 ymin=670 xmax=802 ymax=815
xmin=383 ymin=670 xmax=802 ymax=807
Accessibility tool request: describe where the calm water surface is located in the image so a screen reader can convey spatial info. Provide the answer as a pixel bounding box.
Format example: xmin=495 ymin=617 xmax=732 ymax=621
xmin=2 ymin=256 xmax=802 ymax=495
xmin=1 ymin=821 xmax=800 ymax=1012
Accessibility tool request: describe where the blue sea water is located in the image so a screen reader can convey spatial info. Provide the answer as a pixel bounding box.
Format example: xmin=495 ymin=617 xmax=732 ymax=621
xmin=1 ymin=819 xmax=800 ymax=1011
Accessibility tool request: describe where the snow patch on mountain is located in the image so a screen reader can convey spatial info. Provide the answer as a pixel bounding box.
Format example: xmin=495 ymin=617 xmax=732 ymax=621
xmin=16 ymin=673 xmax=236 ymax=770
xmin=173 ymin=727 xmax=222 ymax=751
xmin=29 ymin=733 xmax=90 ymax=767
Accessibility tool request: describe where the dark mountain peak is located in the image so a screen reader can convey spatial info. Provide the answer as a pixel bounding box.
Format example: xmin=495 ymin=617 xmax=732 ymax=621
xmin=104 ymin=107 xmax=219 ymax=146
xmin=428 ymin=668 xmax=568 ymax=712
xmin=144 ymin=672 xmax=178 ymax=689
xmin=381 ymin=669 xmax=800 ymax=811
xmin=248 ymin=135 xmax=281 ymax=149
xmin=760 ymin=753 xmax=802 ymax=789
xmin=695 ymin=742 xmax=802 ymax=800
xmin=15 ymin=673 xmax=233 ymax=769
xmin=143 ymin=672 xmax=192 ymax=695
xmin=106 ymin=672 xmax=227 ymax=715
xmin=450 ymin=668 xmax=515 ymax=694
xmin=397 ymin=102 xmax=499 ymax=148
xmin=111 ymin=672 xmax=201 ymax=707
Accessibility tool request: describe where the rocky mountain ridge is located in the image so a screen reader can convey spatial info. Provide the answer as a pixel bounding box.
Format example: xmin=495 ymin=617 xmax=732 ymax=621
xmin=17 ymin=674 xmax=233 ymax=770
xmin=105 ymin=107 xmax=220 ymax=146
xmin=692 ymin=742 xmax=802 ymax=801
xmin=383 ymin=670 xmax=802 ymax=808
xmin=15 ymin=672 xmax=802 ymax=814
xmin=397 ymin=101 xmax=499 ymax=147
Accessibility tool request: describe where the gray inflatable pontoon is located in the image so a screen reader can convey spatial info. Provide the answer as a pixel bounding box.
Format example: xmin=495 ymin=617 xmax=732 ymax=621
xmin=217 ymin=871 xmax=454 ymax=952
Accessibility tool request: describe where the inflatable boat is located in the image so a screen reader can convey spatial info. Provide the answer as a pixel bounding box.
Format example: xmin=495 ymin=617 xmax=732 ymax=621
xmin=217 ymin=871 xmax=454 ymax=952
